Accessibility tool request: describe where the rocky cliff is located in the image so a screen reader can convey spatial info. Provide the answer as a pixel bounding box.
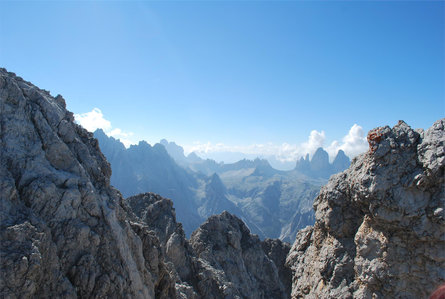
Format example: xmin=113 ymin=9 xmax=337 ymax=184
xmin=0 ymin=68 xmax=177 ymax=298
xmin=125 ymin=193 xmax=292 ymax=299
xmin=286 ymin=119 xmax=445 ymax=298
xmin=0 ymin=68 xmax=290 ymax=298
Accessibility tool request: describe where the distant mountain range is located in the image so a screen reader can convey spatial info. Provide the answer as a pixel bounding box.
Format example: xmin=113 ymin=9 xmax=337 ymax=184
xmin=295 ymin=147 xmax=350 ymax=179
xmin=96 ymin=130 xmax=350 ymax=241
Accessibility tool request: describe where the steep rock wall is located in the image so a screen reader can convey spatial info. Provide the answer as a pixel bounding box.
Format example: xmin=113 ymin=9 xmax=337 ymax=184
xmin=0 ymin=69 xmax=176 ymax=298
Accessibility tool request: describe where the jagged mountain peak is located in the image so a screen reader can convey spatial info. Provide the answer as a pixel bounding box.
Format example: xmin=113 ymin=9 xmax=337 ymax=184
xmin=190 ymin=211 xmax=289 ymax=298
xmin=310 ymin=147 xmax=330 ymax=169
xmin=332 ymin=149 xmax=350 ymax=173
xmin=251 ymin=158 xmax=276 ymax=177
xmin=187 ymin=151 xmax=202 ymax=162
xmin=294 ymin=147 xmax=349 ymax=179
xmin=205 ymin=173 xmax=228 ymax=199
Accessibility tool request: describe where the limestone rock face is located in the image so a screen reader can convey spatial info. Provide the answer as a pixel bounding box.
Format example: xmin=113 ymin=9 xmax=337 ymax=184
xmin=126 ymin=193 xmax=196 ymax=289
xmin=126 ymin=194 xmax=292 ymax=299
xmin=0 ymin=68 xmax=176 ymax=298
xmin=286 ymin=120 xmax=445 ymax=298
xmin=190 ymin=212 xmax=288 ymax=299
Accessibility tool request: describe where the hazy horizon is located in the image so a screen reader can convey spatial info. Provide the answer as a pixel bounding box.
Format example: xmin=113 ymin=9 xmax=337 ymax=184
xmin=1 ymin=1 xmax=443 ymax=165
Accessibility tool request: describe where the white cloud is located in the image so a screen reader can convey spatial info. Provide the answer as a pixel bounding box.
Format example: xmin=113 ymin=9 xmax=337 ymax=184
xmin=74 ymin=108 xmax=111 ymax=132
xmin=299 ymin=130 xmax=326 ymax=158
xmin=73 ymin=111 xmax=368 ymax=162
xmin=184 ymin=125 xmax=368 ymax=163
xmin=327 ymin=124 xmax=368 ymax=159
xmin=74 ymin=108 xmax=136 ymax=148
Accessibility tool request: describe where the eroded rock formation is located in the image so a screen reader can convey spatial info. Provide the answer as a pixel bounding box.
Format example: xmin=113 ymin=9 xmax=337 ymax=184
xmin=0 ymin=68 xmax=290 ymax=298
xmin=286 ymin=119 xmax=445 ymax=298
xmin=0 ymin=68 xmax=176 ymax=298
xmin=190 ymin=211 xmax=289 ymax=299
xmin=3 ymin=68 xmax=442 ymax=299
xmin=126 ymin=194 xmax=291 ymax=299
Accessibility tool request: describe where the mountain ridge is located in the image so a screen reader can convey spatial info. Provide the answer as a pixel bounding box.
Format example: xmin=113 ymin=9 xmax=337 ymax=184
xmin=96 ymin=131 xmax=341 ymax=241
xmin=0 ymin=68 xmax=291 ymax=298
xmin=1 ymin=68 xmax=443 ymax=298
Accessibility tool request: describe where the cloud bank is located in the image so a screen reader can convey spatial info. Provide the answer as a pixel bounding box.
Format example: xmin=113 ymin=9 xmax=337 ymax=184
xmin=326 ymin=124 xmax=368 ymax=159
xmin=184 ymin=125 xmax=368 ymax=162
xmin=74 ymin=108 xmax=136 ymax=148
xmin=74 ymin=107 xmax=368 ymax=161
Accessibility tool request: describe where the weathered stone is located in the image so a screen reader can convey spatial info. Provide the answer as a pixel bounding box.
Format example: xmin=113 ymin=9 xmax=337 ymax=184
xmin=190 ymin=211 xmax=288 ymax=299
xmin=286 ymin=119 xmax=445 ymax=299
xmin=0 ymin=68 xmax=176 ymax=299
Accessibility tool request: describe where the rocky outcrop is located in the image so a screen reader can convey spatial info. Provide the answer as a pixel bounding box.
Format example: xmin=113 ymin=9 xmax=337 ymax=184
xmin=286 ymin=120 xmax=445 ymax=298
xmin=0 ymin=68 xmax=294 ymax=298
xmin=0 ymin=68 xmax=177 ymax=298
xmin=126 ymin=193 xmax=196 ymax=290
xmin=190 ymin=211 xmax=289 ymax=299
xmin=126 ymin=194 xmax=291 ymax=299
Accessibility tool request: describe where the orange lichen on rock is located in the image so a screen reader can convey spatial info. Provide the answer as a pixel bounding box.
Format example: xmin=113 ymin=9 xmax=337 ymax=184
xmin=367 ymin=128 xmax=383 ymax=153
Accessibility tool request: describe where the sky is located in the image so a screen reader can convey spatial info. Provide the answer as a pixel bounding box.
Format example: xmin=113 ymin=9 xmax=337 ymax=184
xmin=1 ymin=1 xmax=444 ymax=165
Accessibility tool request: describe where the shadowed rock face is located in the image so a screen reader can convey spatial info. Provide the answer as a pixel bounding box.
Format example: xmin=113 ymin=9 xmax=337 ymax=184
xmin=126 ymin=193 xmax=196 ymax=286
xmin=0 ymin=68 xmax=176 ymax=298
xmin=190 ymin=211 xmax=289 ymax=299
xmin=261 ymin=238 xmax=292 ymax=297
xmin=286 ymin=119 xmax=445 ymax=298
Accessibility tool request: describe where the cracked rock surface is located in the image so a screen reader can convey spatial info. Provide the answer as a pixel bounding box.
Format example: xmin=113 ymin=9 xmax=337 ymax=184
xmin=0 ymin=68 xmax=175 ymax=298
xmin=0 ymin=68 xmax=290 ymax=299
xmin=286 ymin=119 xmax=445 ymax=298
xmin=127 ymin=194 xmax=291 ymax=299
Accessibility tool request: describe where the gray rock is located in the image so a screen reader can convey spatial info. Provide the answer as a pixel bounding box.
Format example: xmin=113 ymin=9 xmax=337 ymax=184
xmin=126 ymin=194 xmax=292 ymax=299
xmin=190 ymin=211 xmax=288 ymax=299
xmin=126 ymin=193 xmax=196 ymax=285
xmin=286 ymin=119 xmax=445 ymax=298
xmin=1 ymin=68 xmax=294 ymax=299
xmin=0 ymin=68 xmax=176 ymax=298
xmin=261 ymin=238 xmax=292 ymax=298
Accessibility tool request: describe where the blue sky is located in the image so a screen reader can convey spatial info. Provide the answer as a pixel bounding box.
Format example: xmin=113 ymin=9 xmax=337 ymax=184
xmin=1 ymin=1 xmax=444 ymax=163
